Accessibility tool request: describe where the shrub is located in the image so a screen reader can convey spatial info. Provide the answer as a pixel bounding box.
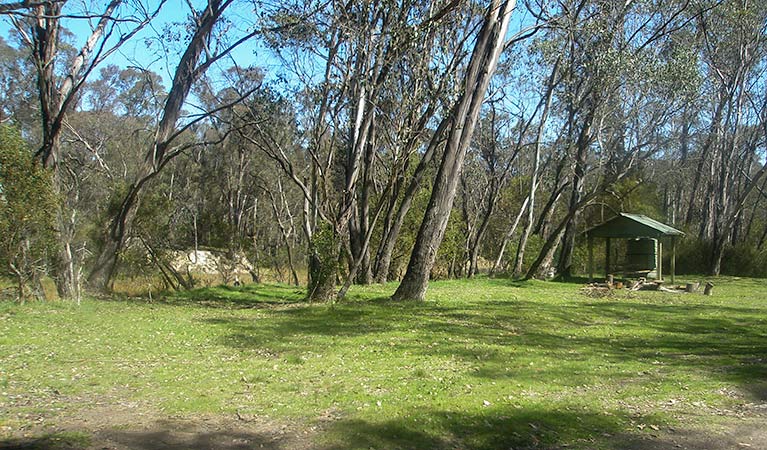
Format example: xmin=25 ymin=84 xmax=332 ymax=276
xmin=0 ymin=126 xmax=56 ymax=300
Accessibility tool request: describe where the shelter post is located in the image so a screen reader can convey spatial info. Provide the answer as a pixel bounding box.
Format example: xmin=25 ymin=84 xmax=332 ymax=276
xmin=605 ymin=238 xmax=611 ymax=279
xmin=671 ymin=236 xmax=676 ymax=284
xmin=658 ymin=240 xmax=663 ymax=281
xmin=588 ymin=234 xmax=594 ymax=282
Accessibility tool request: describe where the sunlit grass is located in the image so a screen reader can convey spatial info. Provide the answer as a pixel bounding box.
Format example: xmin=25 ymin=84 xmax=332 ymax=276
xmin=1 ymin=276 xmax=766 ymax=449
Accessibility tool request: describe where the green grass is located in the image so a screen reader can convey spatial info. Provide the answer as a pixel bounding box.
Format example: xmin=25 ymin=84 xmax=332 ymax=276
xmin=1 ymin=277 xmax=766 ymax=449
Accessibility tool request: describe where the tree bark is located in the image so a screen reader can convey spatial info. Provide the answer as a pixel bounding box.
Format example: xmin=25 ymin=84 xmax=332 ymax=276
xmin=372 ymin=118 xmax=447 ymax=283
xmin=87 ymin=0 xmax=229 ymax=292
xmin=392 ymin=0 xmax=516 ymax=301
xmin=490 ymin=195 xmax=529 ymax=275
xmin=556 ymin=105 xmax=595 ymax=278
xmin=511 ymin=58 xmax=558 ymax=277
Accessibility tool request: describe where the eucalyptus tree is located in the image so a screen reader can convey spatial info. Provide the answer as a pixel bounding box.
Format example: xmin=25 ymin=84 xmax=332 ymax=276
xmin=685 ymin=0 xmax=767 ymax=275
xmin=251 ymin=0 xmax=468 ymax=300
xmin=508 ymin=56 xmax=559 ymax=277
xmin=518 ymin=0 xmax=700 ymax=279
xmin=86 ymin=0 xmax=296 ymax=291
xmin=4 ymin=0 xmax=163 ymax=299
xmin=391 ymin=0 xmax=517 ymax=301
xmin=461 ymin=94 xmax=518 ymax=278
xmin=369 ymin=3 xmax=477 ymax=284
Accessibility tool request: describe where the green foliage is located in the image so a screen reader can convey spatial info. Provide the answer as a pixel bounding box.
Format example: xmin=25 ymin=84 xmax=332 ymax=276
xmin=310 ymin=222 xmax=337 ymax=273
xmin=672 ymin=237 xmax=767 ymax=278
xmin=721 ymin=242 xmax=767 ymax=278
xmin=2 ymin=278 xmax=767 ymax=448
xmin=0 ymin=126 xmax=56 ymax=299
xmin=675 ymin=238 xmax=711 ymax=275
xmin=307 ymin=221 xmax=338 ymax=300
xmin=434 ymin=208 xmax=465 ymax=278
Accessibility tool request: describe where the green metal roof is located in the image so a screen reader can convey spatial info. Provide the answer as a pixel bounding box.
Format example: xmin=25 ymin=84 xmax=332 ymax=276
xmin=586 ymin=213 xmax=685 ymax=239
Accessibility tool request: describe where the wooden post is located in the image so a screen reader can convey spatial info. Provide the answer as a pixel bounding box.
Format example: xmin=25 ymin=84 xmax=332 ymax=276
xmin=657 ymin=239 xmax=663 ymax=281
xmin=670 ymin=236 xmax=676 ymax=284
xmin=605 ymin=238 xmax=611 ymax=279
xmin=588 ymin=234 xmax=594 ymax=282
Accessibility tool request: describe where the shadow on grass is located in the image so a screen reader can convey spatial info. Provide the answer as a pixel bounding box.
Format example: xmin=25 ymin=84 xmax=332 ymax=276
xmin=0 ymin=424 xmax=292 ymax=450
xmin=0 ymin=407 xmax=679 ymax=450
xmin=319 ymin=403 xmax=739 ymax=450
xmin=323 ymin=407 xmax=625 ymax=449
xmin=0 ymin=432 xmax=90 ymax=450
xmin=162 ymin=283 xmax=306 ymax=309
xmin=165 ymin=279 xmax=767 ymax=404
xmin=3 ymin=407 xmax=762 ymax=450
xmin=200 ymin=284 xmax=767 ymax=396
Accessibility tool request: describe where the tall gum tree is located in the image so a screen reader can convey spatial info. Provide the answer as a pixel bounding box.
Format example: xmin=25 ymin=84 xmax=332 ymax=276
xmin=86 ymin=0 xmax=276 ymax=291
xmin=249 ymin=0 xmax=466 ymax=300
xmin=391 ymin=0 xmax=516 ymax=301
xmin=5 ymin=0 xmax=162 ymax=299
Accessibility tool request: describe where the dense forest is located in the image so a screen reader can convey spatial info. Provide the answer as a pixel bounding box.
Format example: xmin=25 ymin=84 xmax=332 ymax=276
xmin=1 ymin=0 xmax=766 ymax=302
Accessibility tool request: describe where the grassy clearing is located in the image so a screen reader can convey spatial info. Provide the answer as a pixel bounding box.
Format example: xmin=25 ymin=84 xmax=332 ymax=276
xmin=1 ymin=277 xmax=766 ymax=449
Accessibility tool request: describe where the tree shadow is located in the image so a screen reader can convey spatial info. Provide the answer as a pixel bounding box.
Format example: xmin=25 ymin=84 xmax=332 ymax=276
xmin=0 ymin=432 xmax=89 ymax=450
xmin=198 ymin=286 xmax=767 ymax=397
xmin=161 ymin=283 xmax=307 ymax=309
xmin=319 ymin=405 xmax=674 ymax=450
xmin=98 ymin=427 xmax=286 ymax=449
xmin=0 ymin=421 xmax=301 ymax=450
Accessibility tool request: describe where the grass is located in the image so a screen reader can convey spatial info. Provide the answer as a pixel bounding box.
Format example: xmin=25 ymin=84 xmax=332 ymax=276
xmin=1 ymin=277 xmax=766 ymax=449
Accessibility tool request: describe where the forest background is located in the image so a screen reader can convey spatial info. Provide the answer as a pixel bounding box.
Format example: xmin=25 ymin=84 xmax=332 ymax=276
xmin=1 ymin=0 xmax=766 ymax=302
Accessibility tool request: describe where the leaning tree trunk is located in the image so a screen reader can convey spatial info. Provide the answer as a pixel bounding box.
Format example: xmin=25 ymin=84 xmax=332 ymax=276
xmin=556 ymin=105 xmax=595 ymax=278
xmin=372 ymin=118 xmax=447 ymax=283
xmin=87 ymin=182 xmax=143 ymax=291
xmin=391 ymin=0 xmax=516 ymax=301
xmin=491 ymin=195 xmax=529 ymax=275
xmin=86 ymin=0 xmax=228 ymax=292
xmin=526 ymin=209 xmax=574 ymax=280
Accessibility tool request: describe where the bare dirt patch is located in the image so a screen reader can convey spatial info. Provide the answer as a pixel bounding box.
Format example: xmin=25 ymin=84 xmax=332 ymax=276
xmin=2 ymin=401 xmax=767 ymax=450
xmin=1 ymin=403 xmax=319 ymax=450
xmin=615 ymin=418 xmax=767 ymax=450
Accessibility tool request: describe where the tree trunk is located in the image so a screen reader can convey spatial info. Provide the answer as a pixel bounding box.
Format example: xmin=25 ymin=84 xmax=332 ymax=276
xmin=86 ymin=0 xmax=228 ymax=292
xmin=392 ymin=0 xmax=516 ymax=301
xmin=467 ymin=196 xmax=494 ymax=278
xmin=512 ymin=59 xmax=558 ymax=277
xmin=557 ymin=104 xmax=596 ymax=278
xmin=526 ymin=212 xmax=572 ymax=280
xmin=491 ymin=195 xmax=529 ymax=275
xmin=372 ymin=119 xmax=447 ymax=283
xmin=306 ymin=223 xmax=339 ymax=302
xmin=350 ymin=119 xmax=375 ymax=285
xmin=51 ymin=169 xmax=82 ymax=300
xmin=373 ymin=166 xmax=405 ymax=283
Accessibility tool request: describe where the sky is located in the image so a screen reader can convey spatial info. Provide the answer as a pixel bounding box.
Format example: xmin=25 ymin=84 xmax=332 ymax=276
xmin=0 ymin=0 xmax=281 ymax=90
xmin=0 ymin=0 xmax=541 ymax=120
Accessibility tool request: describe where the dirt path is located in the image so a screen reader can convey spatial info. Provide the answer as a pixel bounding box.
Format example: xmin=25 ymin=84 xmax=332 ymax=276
xmin=0 ymin=401 xmax=319 ymax=450
xmin=1 ymin=402 xmax=766 ymax=449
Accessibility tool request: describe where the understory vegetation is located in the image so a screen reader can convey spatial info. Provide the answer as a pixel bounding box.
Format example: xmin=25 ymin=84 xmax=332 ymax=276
xmin=2 ymin=0 xmax=767 ymax=303
xmin=2 ymin=277 xmax=766 ymax=449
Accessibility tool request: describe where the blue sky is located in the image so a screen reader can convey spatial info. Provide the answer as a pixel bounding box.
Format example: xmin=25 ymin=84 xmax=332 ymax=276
xmin=0 ymin=0 xmax=280 ymax=89
xmin=1 ymin=0 xmax=540 ymax=119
